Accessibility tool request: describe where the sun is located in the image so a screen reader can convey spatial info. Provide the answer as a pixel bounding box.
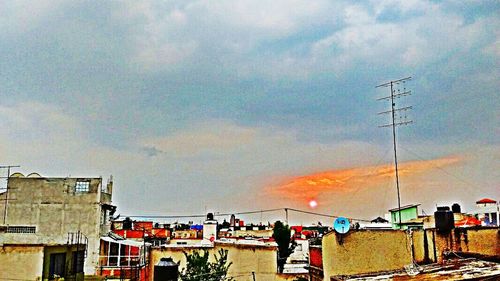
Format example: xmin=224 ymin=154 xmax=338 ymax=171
xmin=308 ymin=200 xmax=318 ymax=208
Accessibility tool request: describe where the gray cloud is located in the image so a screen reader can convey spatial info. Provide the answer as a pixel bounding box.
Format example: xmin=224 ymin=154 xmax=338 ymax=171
xmin=0 ymin=0 xmax=498 ymax=220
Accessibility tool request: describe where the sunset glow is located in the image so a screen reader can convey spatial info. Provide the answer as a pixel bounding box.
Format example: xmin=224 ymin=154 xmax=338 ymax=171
xmin=266 ymin=156 xmax=461 ymax=205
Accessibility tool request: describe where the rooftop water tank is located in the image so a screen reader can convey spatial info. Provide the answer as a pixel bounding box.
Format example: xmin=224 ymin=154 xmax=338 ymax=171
xmin=435 ymin=207 xmax=454 ymax=232
xmin=452 ymin=203 xmax=461 ymax=213
xmin=154 ymin=258 xmax=179 ymax=281
xmin=207 ymin=212 xmax=214 ymax=220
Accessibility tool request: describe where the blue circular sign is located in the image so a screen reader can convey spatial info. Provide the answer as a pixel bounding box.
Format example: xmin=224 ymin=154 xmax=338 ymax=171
xmin=334 ymin=217 xmax=350 ymax=234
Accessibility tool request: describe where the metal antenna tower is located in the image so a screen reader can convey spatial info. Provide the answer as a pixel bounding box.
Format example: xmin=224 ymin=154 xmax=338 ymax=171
xmin=0 ymin=165 xmax=20 ymax=224
xmin=376 ymin=77 xmax=412 ymax=228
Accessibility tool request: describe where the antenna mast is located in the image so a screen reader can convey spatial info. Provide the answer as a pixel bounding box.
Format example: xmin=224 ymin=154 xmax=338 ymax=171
xmin=376 ymin=77 xmax=412 ymax=228
xmin=0 ymin=165 xmax=20 ymax=224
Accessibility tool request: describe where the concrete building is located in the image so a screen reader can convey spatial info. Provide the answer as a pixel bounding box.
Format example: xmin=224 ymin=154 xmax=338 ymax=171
xmin=0 ymin=173 xmax=115 ymax=277
xmin=471 ymin=198 xmax=499 ymax=226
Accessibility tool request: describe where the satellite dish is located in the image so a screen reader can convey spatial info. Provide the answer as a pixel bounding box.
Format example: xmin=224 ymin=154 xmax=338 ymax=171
xmin=334 ymin=217 xmax=350 ymax=234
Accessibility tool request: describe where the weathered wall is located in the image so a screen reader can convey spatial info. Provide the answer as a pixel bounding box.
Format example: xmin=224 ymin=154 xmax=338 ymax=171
xmin=150 ymin=242 xmax=286 ymax=281
xmin=432 ymin=227 xmax=499 ymax=262
xmin=0 ymin=245 xmax=44 ymax=280
xmin=322 ymin=230 xmax=412 ymax=279
xmin=411 ymin=230 xmax=437 ymax=264
xmin=459 ymin=228 xmax=499 ymax=256
xmin=409 ymin=228 xmax=499 ymax=264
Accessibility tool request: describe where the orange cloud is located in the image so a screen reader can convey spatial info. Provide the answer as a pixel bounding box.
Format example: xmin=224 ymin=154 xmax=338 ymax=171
xmin=265 ymin=156 xmax=461 ymax=204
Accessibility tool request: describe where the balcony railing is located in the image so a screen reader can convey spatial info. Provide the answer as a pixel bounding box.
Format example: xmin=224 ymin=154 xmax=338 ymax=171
xmin=99 ymin=255 xmax=144 ymax=267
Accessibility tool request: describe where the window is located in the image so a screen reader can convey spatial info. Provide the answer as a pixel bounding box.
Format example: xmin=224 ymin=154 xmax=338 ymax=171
xmin=49 ymin=253 xmax=66 ymax=279
xmin=101 ymin=209 xmax=108 ymax=225
xmin=6 ymin=226 xmax=36 ymax=233
xmin=75 ymin=181 xmax=90 ymax=193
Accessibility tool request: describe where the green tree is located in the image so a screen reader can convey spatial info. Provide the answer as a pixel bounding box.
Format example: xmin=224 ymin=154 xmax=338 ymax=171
xmin=273 ymin=220 xmax=295 ymax=273
xmin=180 ymin=249 xmax=234 ymax=281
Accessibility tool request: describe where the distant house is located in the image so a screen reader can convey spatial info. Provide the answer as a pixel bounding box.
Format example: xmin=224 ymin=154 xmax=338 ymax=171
xmin=359 ymin=216 xmax=392 ymax=229
xmin=371 ymin=216 xmax=389 ymax=223
xmin=388 ymin=204 xmax=420 ymax=229
xmin=470 ymin=198 xmax=499 ymax=226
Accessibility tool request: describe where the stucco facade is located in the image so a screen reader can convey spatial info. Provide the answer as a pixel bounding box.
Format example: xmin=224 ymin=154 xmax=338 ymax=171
xmin=0 ymin=175 xmax=114 ymax=275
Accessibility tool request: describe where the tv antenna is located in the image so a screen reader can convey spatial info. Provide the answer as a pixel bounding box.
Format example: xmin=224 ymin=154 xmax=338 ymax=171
xmin=376 ymin=77 xmax=412 ymax=228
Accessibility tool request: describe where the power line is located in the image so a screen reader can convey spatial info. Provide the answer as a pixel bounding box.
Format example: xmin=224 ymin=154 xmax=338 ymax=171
xmin=286 ymin=208 xmax=371 ymax=222
xmin=400 ymin=146 xmax=487 ymax=195
xmin=124 ymin=207 xmax=372 ymax=223
xmin=124 ymin=208 xmax=284 ymax=219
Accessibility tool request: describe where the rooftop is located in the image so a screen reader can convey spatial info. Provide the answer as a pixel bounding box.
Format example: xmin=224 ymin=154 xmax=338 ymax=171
xmin=388 ymin=204 xmax=421 ymax=212
xmin=346 ymin=258 xmax=500 ymax=280
xmin=476 ymin=198 xmax=497 ymax=204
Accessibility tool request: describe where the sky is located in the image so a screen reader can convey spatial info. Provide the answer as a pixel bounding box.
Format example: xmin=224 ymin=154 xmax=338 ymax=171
xmin=0 ymin=0 xmax=498 ymax=224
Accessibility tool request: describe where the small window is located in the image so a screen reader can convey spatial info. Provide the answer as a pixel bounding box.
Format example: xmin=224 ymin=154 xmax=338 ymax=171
xmin=7 ymin=226 xmax=36 ymax=233
xmin=75 ymin=181 xmax=90 ymax=193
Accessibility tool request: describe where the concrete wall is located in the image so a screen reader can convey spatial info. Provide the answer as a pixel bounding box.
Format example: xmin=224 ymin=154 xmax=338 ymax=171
xmin=150 ymin=242 xmax=287 ymax=281
xmin=410 ymin=228 xmax=499 ymax=264
xmin=322 ymin=230 xmax=412 ymax=279
xmin=1 ymin=177 xmax=113 ymax=274
xmin=457 ymin=228 xmax=499 ymax=256
xmin=410 ymin=229 xmax=437 ymax=264
xmin=433 ymin=227 xmax=499 ymax=262
xmin=0 ymin=245 xmax=44 ymax=280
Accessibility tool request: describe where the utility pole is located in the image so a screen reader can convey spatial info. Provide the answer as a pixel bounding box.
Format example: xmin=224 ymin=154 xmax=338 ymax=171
xmin=376 ymin=77 xmax=412 ymax=228
xmin=0 ymin=165 xmax=20 ymax=224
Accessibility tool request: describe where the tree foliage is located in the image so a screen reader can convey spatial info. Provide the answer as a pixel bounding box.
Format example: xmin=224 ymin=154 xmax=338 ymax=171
xmin=180 ymin=249 xmax=234 ymax=281
xmin=272 ymin=220 xmax=295 ymax=273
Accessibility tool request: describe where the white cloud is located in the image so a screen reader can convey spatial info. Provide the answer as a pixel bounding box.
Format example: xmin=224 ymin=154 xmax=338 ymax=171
xmin=371 ymin=0 xmax=435 ymax=15
xmin=307 ymin=2 xmax=499 ymax=74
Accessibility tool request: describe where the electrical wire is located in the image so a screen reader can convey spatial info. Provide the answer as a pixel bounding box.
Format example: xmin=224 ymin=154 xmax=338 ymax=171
xmin=124 ymin=207 xmax=372 ymax=223
xmin=400 ymin=146 xmax=487 ymax=195
xmin=286 ymin=208 xmax=372 ymax=222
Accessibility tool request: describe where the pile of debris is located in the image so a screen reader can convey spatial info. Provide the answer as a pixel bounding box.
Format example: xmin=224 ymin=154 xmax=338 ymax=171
xmin=345 ymin=258 xmax=500 ymax=280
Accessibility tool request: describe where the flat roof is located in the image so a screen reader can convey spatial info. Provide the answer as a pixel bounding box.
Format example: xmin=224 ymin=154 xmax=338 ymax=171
xmin=388 ymin=204 xmax=421 ymax=212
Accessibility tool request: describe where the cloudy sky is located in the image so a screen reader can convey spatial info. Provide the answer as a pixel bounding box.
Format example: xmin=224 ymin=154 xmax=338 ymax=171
xmin=1 ymin=0 xmax=498 ymax=224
